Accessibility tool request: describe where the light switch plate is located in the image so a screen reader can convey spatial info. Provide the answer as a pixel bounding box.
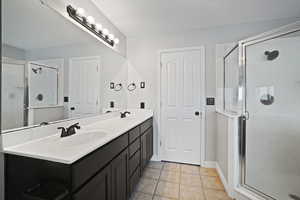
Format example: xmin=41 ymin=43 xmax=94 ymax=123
xmin=110 ymin=82 xmax=115 ymax=89
xmin=206 ymin=97 xmax=215 ymax=105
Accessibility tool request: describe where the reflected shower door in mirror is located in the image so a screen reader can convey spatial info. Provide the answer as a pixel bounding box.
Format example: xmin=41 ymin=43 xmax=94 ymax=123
xmin=1 ymin=0 xmax=128 ymax=133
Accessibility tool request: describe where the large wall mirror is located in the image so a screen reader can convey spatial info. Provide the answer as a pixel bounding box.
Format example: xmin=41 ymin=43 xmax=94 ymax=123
xmin=1 ymin=0 xmax=128 ymax=133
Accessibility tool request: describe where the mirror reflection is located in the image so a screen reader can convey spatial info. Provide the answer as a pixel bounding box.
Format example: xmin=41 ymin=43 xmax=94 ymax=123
xmin=1 ymin=0 xmax=128 ymax=132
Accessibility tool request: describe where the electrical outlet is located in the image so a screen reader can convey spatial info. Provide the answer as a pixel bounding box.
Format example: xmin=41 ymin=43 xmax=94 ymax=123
xmin=110 ymin=101 xmax=114 ymax=108
xmin=140 ymin=82 xmax=145 ymax=89
xmin=110 ymin=82 xmax=115 ymax=89
xmin=64 ymin=96 xmax=69 ymax=102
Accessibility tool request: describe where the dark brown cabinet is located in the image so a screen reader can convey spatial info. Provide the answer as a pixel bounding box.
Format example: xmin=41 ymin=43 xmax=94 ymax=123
xmin=74 ymin=165 xmax=111 ymax=200
xmin=74 ymin=148 xmax=129 ymax=200
xmin=146 ymin=128 xmax=153 ymax=162
xmin=141 ymin=133 xmax=147 ymax=171
xmin=111 ymin=149 xmax=128 ymax=200
xmin=5 ymin=117 xmax=153 ymax=200
xmin=141 ymin=125 xmax=153 ymax=171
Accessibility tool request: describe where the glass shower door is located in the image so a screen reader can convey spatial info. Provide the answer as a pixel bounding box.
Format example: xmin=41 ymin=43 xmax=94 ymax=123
xmin=1 ymin=62 xmax=26 ymax=130
xmin=242 ymin=29 xmax=300 ymax=199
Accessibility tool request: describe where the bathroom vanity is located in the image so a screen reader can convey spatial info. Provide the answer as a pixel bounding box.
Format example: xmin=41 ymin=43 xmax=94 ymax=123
xmin=4 ymin=113 xmax=153 ymax=200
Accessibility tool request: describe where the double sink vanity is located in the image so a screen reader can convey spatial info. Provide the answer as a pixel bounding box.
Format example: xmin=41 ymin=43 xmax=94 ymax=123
xmin=3 ymin=110 xmax=153 ymax=200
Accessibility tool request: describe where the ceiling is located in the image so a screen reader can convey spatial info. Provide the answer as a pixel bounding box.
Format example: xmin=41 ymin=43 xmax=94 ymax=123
xmin=92 ymin=0 xmax=300 ymax=37
xmin=2 ymin=0 xmax=96 ymax=50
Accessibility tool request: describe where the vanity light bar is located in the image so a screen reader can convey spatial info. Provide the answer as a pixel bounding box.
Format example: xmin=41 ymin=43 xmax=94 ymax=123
xmin=66 ymin=5 xmax=120 ymax=47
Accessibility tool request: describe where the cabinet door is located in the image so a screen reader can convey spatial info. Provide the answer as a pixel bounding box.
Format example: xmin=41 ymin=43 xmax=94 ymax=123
xmin=146 ymin=128 xmax=153 ymax=162
xmin=73 ymin=165 xmax=111 ymax=200
xmin=111 ymin=149 xmax=129 ymax=200
xmin=141 ymin=134 xmax=147 ymax=171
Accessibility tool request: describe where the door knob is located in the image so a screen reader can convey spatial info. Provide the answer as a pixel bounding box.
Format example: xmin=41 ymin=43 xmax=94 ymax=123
xmin=195 ymin=111 xmax=200 ymax=116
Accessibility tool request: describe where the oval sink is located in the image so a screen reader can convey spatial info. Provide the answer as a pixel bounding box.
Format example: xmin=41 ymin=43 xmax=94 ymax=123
xmin=59 ymin=130 xmax=108 ymax=147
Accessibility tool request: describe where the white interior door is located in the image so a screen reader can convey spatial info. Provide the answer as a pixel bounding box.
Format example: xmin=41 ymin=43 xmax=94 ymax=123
xmin=69 ymin=57 xmax=100 ymax=118
xmin=161 ymin=49 xmax=204 ymax=165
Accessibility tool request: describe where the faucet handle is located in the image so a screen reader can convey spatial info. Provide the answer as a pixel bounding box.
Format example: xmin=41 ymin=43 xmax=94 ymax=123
xmin=120 ymin=111 xmax=131 ymax=118
xmin=58 ymin=127 xmax=66 ymax=131
xmin=68 ymin=123 xmax=80 ymax=129
xmin=73 ymin=123 xmax=81 ymax=129
xmin=58 ymin=127 xmax=67 ymax=137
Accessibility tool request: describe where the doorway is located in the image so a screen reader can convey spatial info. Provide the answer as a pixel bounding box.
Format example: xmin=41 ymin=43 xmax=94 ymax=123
xmin=159 ymin=47 xmax=205 ymax=165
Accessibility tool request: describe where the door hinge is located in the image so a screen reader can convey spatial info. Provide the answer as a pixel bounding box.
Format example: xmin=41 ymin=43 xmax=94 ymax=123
xmin=160 ymin=140 xmax=162 ymax=146
xmin=97 ymin=66 xmax=99 ymax=72
xmin=160 ymin=62 xmax=162 ymax=68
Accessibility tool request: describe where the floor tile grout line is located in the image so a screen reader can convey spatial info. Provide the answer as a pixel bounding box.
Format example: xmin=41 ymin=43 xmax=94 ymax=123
xmin=179 ymin=164 xmax=182 ymax=200
xmin=151 ymin=162 xmax=164 ymax=200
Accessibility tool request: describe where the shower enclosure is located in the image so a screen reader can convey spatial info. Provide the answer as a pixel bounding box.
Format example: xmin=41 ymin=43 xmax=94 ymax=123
xmin=225 ymin=21 xmax=300 ymax=200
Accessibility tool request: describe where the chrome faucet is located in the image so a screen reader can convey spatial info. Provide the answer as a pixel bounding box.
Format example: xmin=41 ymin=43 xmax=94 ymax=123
xmin=120 ymin=111 xmax=131 ymax=118
xmin=58 ymin=123 xmax=81 ymax=137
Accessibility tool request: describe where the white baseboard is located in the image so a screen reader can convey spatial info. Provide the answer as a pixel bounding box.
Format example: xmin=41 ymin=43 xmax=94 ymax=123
xmin=202 ymin=161 xmax=216 ymax=168
xmin=216 ymin=163 xmax=230 ymax=196
xmin=234 ymin=187 xmax=265 ymax=200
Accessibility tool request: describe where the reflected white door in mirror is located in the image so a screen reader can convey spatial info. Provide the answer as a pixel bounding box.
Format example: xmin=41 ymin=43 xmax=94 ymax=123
xmin=69 ymin=57 xmax=101 ymax=118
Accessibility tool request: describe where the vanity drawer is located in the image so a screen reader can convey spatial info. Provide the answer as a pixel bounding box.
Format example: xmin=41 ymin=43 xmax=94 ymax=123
xmin=72 ymin=133 xmax=128 ymax=190
xmin=129 ymin=166 xmax=140 ymax=195
xmin=129 ymin=126 xmax=140 ymax=144
xmin=129 ymin=138 xmax=140 ymax=157
xmin=129 ymin=150 xmax=140 ymax=177
xmin=140 ymin=118 xmax=153 ymax=134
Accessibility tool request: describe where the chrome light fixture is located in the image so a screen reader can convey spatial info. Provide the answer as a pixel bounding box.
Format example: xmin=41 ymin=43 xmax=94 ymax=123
xmin=66 ymin=5 xmax=120 ymax=47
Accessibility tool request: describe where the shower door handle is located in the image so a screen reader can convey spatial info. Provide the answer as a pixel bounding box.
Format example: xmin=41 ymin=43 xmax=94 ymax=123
xmin=244 ymin=111 xmax=250 ymax=120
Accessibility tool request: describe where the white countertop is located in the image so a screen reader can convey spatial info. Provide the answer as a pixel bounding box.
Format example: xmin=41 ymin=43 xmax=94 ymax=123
xmin=3 ymin=110 xmax=153 ymax=164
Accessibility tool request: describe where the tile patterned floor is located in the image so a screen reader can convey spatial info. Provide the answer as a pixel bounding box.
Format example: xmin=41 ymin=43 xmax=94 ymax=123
xmin=130 ymin=161 xmax=232 ymax=200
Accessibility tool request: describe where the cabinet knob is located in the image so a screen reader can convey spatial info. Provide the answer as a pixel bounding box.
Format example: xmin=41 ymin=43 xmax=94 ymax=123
xmin=195 ymin=111 xmax=200 ymax=116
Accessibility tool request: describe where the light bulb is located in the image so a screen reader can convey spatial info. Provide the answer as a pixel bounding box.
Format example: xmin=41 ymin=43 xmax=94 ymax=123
xmin=103 ymin=28 xmax=109 ymax=36
xmin=108 ymin=34 xmax=114 ymax=40
xmin=114 ymin=38 xmax=119 ymax=44
xmin=86 ymin=16 xmax=95 ymax=25
xmin=95 ymin=23 xmax=102 ymax=31
xmin=76 ymin=7 xmax=85 ymax=18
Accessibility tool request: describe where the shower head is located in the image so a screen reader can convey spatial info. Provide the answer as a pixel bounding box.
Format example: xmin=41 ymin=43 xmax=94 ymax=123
xmin=264 ymin=50 xmax=279 ymax=61
xmin=32 ymin=67 xmax=42 ymax=74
